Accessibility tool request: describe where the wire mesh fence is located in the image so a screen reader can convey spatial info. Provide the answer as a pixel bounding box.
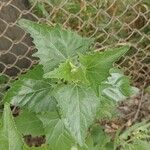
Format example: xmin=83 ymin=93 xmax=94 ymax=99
xmin=0 ymin=0 xmax=150 ymax=100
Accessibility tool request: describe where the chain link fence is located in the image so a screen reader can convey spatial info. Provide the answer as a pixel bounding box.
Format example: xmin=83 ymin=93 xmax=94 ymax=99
xmin=0 ymin=0 xmax=150 ymax=100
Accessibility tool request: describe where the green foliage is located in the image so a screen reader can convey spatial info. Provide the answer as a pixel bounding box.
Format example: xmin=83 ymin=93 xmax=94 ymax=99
xmin=80 ymin=125 xmax=113 ymax=150
xmin=18 ymin=19 xmax=93 ymax=73
xmin=54 ymin=84 xmax=99 ymax=146
xmin=44 ymin=60 xmax=87 ymax=83
xmin=4 ymin=65 xmax=57 ymax=113
xmin=79 ymin=46 xmax=129 ymax=93
xmin=29 ymin=0 xmax=49 ymax=18
xmin=97 ymin=68 xmax=139 ymax=119
xmin=0 ymin=19 xmax=144 ymax=149
xmin=116 ymin=121 xmax=150 ymax=150
xmin=0 ymin=74 xmax=9 ymax=102
xmin=99 ymin=68 xmax=138 ymax=102
xmin=0 ymin=103 xmax=23 ymax=150
xmin=24 ymin=145 xmax=48 ymax=150
xmin=15 ymin=110 xmax=44 ymax=136
xmin=38 ymin=111 xmax=75 ymax=150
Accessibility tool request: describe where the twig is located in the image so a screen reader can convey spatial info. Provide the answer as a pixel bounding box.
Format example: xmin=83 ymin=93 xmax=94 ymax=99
xmin=132 ymin=91 xmax=144 ymax=123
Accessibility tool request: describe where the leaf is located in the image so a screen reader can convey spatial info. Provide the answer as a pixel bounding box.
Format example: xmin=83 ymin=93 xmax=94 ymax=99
xmin=0 ymin=74 xmax=9 ymax=102
xmin=18 ymin=19 xmax=93 ymax=73
xmin=15 ymin=110 xmax=44 ymax=136
xmin=4 ymin=65 xmax=57 ymax=113
xmin=117 ymin=121 xmax=150 ymax=150
xmin=119 ymin=121 xmax=150 ymax=140
xmin=131 ymin=141 xmax=149 ymax=150
xmin=19 ymin=65 xmax=44 ymax=80
xmin=96 ymin=68 xmax=139 ymax=119
xmin=0 ymin=103 xmax=23 ymax=150
xmin=79 ymin=46 xmax=130 ymax=93
xmin=38 ymin=111 xmax=75 ymax=150
xmin=123 ymin=140 xmax=150 ymax=150
xmin=23 ymin=144 xmax=48 ymax=150
xmin=44 ymin=60 xmax=87 ymax=83
xmin=96 ymin=96 xmax=117 ymax=119
xmin=78 ymin=125 xmax=113 ymax=150
xmin=131 ymin=141 xmax=150 ymax=150
xmin=99 ymin=68 xmax=139 ymax=102
xmin=54 ymin=84 xmax=99 ymax=146
xmin=90 ymin=126 xmax=111 ymax=149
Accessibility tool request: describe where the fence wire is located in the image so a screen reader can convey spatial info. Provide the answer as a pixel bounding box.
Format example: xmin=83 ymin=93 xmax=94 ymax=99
xmin=0 ymin=0 xmax=150 ymax=100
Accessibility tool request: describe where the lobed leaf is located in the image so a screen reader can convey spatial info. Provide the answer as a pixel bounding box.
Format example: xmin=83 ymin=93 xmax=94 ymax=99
xmin=18 ymin=19 xmax=93 ymax=73
xmin=99 ymin=68 xmax=139 ymax=102
xmin=79 ymin=46 xmax=130 ymax=94
xmin=38 ymin=111 xmax=75 ymax=150
xmin=4 ymin=65 xmax=57 ymax=113
xmin=54 ymin=84 xmax=99 ymax=146
xmin=97 ymin=68 xmax=139 ymax=119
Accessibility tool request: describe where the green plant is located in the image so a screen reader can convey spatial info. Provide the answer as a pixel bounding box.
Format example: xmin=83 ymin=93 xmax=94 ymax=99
xmin=0 ymin=75 xmax=9 ymax=102
xmin=0 ymin=19 xmax=142 ymax=149
xmin=115 ymin=121 xmax=150 ymax=150
xmin=29 ymin=0 xmax=150 ymax=84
